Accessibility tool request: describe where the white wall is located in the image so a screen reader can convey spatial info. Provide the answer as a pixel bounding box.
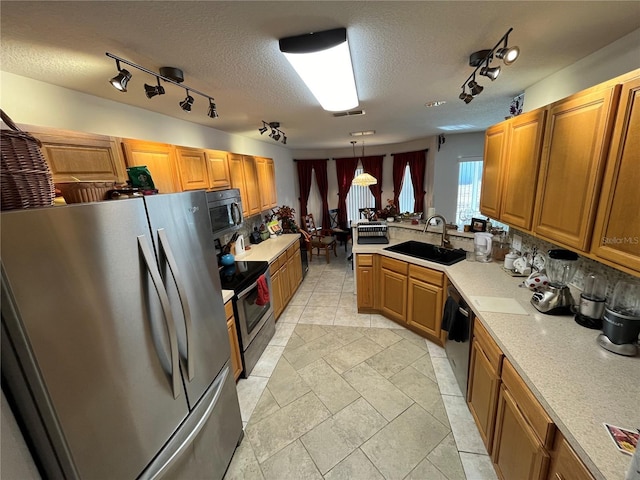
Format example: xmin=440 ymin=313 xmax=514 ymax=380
xmin=0 ymin=71 xmax=298 ymax=209
xmin=524 ymin=28 xmax=640 ymax=111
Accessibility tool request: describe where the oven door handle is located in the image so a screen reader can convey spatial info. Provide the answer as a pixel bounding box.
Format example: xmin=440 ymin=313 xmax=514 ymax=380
xmin=157 ymin=228 xmax=194 ymax=381
xmin=237 ymin=278 xmax=260 ymax=299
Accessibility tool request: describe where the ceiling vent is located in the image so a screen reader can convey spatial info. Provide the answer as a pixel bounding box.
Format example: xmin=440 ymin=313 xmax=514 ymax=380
xmin=332 ymin=109 xmax=365 ymax=118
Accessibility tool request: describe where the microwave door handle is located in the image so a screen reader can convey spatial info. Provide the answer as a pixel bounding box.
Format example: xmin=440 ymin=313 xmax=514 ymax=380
xmin=232 ymin=202 xmax=242 ymax=225
xmin=157 ymin=229 xmax=194 ymax=381
xmin=138 ymin=235 xmax=181 ymax=399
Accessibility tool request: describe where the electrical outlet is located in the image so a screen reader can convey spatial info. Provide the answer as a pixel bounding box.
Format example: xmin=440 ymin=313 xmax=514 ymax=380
xmin=512 ymin=234 xmax=522 ymax=252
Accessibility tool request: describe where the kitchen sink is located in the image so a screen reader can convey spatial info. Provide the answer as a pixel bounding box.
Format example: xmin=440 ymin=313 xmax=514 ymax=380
xmin=384 ymin=241 xmax=467 ymax=265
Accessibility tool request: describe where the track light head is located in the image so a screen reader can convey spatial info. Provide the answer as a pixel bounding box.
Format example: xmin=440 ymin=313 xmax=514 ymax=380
xmin=144 ymin=80 xmax=165 ymax=99
xmin=180 ymin=93 xmax=194 ymax=112
xmin=468 ymin=80 xmax=483 ymax=96
xmin=495 ymin=45 xmax=520 ymax=65
xmin=207 ymin=99 xmax=219 ymax=118
xmin=273 ymin=132 xmax=281 ymax=141
xmin=109 ymin=61 xmax=132 ymax=92
xmin=281 ymin=136 xmax=287 ymax=145
xmin=259 ymin=125 xmax=268 ymax=134
xmin=459 ymin=90 xmax=473 ymax=104
xmin=480 ymin=65 xmax=501 ymax=81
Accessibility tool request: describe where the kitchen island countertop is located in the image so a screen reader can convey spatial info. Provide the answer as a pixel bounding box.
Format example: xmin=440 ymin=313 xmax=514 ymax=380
xmin=353 ymin=239 xmax=639 ymax=480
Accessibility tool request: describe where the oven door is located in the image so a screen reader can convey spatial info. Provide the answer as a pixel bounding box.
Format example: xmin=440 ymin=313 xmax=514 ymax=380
xmin=235 ymin=271 xmax=273 ymax=348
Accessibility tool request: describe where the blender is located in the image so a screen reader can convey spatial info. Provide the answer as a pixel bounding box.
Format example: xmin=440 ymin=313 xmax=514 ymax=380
xmin=574 ymin=272 xmax=607 ymax=329
xmin=598 ymin=280 xmax=640 ymax=356
xmin=531 ymin=249 xmax=579 ymax=314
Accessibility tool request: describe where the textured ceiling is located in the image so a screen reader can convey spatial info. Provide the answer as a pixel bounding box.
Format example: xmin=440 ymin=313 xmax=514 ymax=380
xmin=1 ymin=1 xmax=639 ymax=150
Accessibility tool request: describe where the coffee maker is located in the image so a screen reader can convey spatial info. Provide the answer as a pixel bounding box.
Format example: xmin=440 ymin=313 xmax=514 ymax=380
xmin=598 ymin=280 xmax=640 ymax=356
xmin=531 ymin=249 xmax=579 ymax=314
xmin=574 ymin=272 xmax=607 ymax=329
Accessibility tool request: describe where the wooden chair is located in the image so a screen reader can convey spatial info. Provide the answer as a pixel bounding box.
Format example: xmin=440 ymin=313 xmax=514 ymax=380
xmin=302 ymin=213 xmax=337 ymax=263
xmin=328 ymin=208 xmax=351 ymax=252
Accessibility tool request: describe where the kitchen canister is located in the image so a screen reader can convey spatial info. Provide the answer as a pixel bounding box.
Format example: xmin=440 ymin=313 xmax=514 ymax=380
xmin=504 ymin=252 xmax=519 ymax=270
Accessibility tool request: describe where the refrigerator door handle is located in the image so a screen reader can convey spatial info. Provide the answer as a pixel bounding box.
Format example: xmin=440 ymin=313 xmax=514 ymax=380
xmin=138 ymin=366 xmax=231 ymax=480
xmin=157 ymin=228 xmax=195 ymax=381
xmin=138 ymin=235 xmax=182 ymax=399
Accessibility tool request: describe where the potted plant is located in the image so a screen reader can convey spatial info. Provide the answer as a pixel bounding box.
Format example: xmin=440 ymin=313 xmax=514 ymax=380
xmin=266 ymin=205 xmax=299 ymax=233
xmin=376 ymin=199 xmax=399 ymax=220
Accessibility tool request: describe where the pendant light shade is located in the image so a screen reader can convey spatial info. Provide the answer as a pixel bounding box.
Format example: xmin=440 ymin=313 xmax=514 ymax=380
xmin=352 ymin=173 xmax=377 ymax=187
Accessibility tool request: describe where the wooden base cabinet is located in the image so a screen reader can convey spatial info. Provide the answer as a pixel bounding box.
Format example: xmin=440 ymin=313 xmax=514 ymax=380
xmin=407 ymin=264 xmax=444 ymax=343
xmin=547 ymin=432 xmax=595 ymax=480
xmin=270 ymin=240 xmax=303 ymax=320
xmin=379 ymin=257 xmax=408 ymax=323
xmin=467 ymin=321 xmax=504 ymax=454
xmin=356 ymin=254 xmax=376 ymax=311
xmin=225 ymin=301 xmax=243 ymax=381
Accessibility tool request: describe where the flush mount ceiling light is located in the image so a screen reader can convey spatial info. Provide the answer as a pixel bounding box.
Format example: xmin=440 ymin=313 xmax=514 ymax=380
xmin=259 ymin=121 xmax=287 ymax=145
xmin=460 ymin=28 xmax=520 ymax=103
xmin=349 ymin=130 xmax=375 ymax=137
xmin=106 ymin=52 xmax=219 ymax=119
xmin=425 ymin=101 xmax=446 ymax=108
xmin=279 ymin=28 xmax=359 ymax=112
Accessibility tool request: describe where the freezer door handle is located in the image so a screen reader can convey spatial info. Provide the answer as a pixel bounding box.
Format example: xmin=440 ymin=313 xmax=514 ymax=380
xmin=138 ymin=235 xmax=181 ymax=399
xmin=138 ymin=366 xmax=231 ymax=480
xmin=157 ymin=228 xmax=195 ymax=381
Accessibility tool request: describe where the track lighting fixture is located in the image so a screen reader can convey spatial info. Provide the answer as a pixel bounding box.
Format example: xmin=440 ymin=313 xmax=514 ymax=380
xmin=179 ymin=91 xmax=194 ymax=112
xmin=109 ymin=60 xmax=132 ymax=92
xmin=144 ymin=77 xmax=165 ymax=98
xmin=106 ymin=52 xmax=219 ymax=119
xmin=259 ymin=121 xmax=287 ymax=144
xmin=459 ymin=28 xmax=519 ymax=103
xmin=207 ymin=99 xmax=219 ymax=118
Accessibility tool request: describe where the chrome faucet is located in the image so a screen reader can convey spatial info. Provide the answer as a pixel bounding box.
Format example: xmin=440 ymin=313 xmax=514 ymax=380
xmin=423 ymin=214 xmax=451 ymax=248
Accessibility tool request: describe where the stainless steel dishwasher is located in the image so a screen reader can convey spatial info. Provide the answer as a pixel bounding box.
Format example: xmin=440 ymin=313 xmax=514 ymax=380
xmin=443 ymin=284 xmax=474 ymax=396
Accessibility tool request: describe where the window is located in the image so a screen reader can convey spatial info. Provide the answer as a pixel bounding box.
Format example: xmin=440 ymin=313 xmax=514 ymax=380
xmin=455 ymin=159 xmax=483 ymax=227
xmin=346 ymin=166 xmax=375 ymax=223
xmin=397 ymin=164 xmax=414 ymax=214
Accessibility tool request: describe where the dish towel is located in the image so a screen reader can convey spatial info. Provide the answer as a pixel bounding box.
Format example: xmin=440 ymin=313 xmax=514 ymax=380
xmin=256 ymin=274 xmax=270 ymax=306
xmin=441 ymin=296 xmax=469 ymax=342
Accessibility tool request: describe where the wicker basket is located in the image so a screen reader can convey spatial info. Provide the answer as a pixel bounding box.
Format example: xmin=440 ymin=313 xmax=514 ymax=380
xmin=56 ymin=181 xmax=117 ymax=204
xmin=1 ymin=110 xmax=55 ymax=210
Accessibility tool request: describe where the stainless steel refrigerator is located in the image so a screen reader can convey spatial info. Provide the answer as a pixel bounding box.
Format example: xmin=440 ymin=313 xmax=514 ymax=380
xmin=1 ymin=191 xmax=243 ymax=479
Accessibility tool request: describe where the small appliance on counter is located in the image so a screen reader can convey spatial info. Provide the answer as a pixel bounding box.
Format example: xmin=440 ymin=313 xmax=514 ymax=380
xmin=575 ymin=272 xmax=607 ymax=329
xmin=598 ymin=280 xmax=640 ymax=356
xmin=531 ymin=249 xmax=579 ymax=314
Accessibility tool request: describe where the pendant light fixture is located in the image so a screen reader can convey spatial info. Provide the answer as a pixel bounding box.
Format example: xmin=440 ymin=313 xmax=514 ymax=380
xmin=106 ymin=52 xmax=219 ymax=119
xmin=279 ymin=28 xmax=359 ymax=112
xmin=351 ymin=141 xmax=377 ymax=187
xmin=459 ymin=28 xmax=520 ymax=103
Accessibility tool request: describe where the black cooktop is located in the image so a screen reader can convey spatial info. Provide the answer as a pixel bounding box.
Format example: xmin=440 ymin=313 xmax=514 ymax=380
xmin=219 ymin=260 xmax=269 ymax=293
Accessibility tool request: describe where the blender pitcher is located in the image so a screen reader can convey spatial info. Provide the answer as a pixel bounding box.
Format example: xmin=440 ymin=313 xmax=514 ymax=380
xmin=474 ymin=232 xmax=493 ymax=262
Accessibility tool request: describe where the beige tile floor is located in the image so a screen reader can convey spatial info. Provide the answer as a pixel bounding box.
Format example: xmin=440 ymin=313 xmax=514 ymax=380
xmin=225 ymin=247 xmax=497 ymax=480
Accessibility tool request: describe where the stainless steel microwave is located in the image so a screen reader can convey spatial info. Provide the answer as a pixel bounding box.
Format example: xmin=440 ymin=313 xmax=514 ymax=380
xmin=206 ymin=189 xmax=243 ymax=238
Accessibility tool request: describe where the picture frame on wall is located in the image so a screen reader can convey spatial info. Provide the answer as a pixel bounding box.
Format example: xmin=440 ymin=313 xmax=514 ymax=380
xmin=471 ymin=217 xmax=487 ymax=232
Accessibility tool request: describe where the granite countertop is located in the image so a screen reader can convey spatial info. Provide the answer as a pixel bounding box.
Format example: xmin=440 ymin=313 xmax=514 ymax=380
xmin=353 ymin=239 xmax=639 ymax=480
xmin=219 ymin=234 xmax=300 ymax=305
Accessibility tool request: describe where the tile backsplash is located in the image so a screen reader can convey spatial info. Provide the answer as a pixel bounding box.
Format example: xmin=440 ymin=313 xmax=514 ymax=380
xmin=509 ymin=228 xmax=638 ymax=299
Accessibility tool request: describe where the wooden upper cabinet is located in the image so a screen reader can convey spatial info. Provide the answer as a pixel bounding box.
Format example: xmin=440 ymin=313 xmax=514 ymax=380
xmin=121 ymin=139 xmax=180 ymax=194
xmin=242 ymin=156 xmax=261 ymax=216
xmin=533 ymin=84 xmax=621 ymax=251
xmin=591 ymin=76 xmax=640 ymax=273
xmin=30 ymin=128 xmax=127 ymax=183
xmin=500 ymin=109 xmax=547 ymax=230
xmin=256 ymin=156 xmax=277 ymax=211
xmin=480 ymin=122 xmax=508 ymax=219
xmin=205 ymin=150 xmax=231 ymax=190
xmin=175 ymin=146 xmax=209 ymax=191
xmin=228 ymin=153 xmax=249 ymax=214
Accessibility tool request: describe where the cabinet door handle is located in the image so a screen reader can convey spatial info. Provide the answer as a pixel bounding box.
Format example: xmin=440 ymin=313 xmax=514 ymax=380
xmin=138 ymin=235 xmax=181 ymax=399
xmin=157 ymin=228 xmax=194 ymax=381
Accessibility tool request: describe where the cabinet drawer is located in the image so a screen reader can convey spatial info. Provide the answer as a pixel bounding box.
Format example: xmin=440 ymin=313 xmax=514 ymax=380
xmin=224 ymin=300 xmax=234 ymax=320
xmin=357 ymin=254 xmax=374 ymax=267
xmin=549 ymin=432 xmax=595 ymax=480
xmin=286 ymin=244 xmax=296 ymax=259
xmin=502 ymin=359 xmax=555 ymax=449
xmin=474 ymin=321 xmax=503 ymax=373
xmin=380 ymin=256 xmax=408 ymax=275
xmin=408 ymin=264 xmax=444 ymax=286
